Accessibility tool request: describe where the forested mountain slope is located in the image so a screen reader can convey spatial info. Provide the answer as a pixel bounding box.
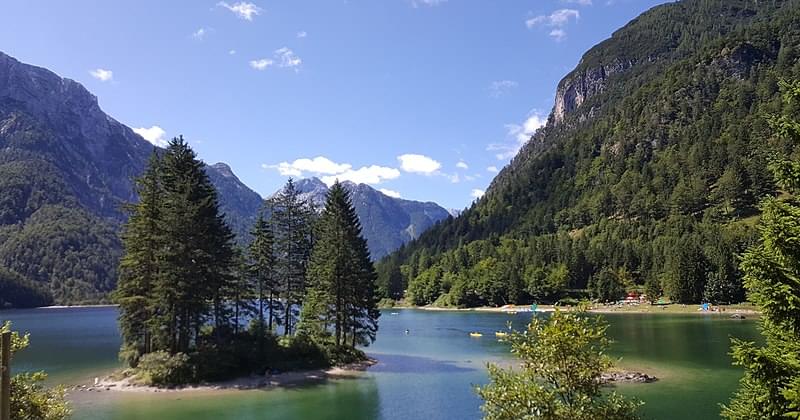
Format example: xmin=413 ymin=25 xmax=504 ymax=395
xmin=0 ymin=51 xmax=262 ymax=306
xmin=377 ymin=0 xmax=800 ymax=306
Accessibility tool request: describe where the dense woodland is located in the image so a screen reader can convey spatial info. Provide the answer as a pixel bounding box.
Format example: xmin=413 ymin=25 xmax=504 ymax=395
xmin=377 ymin=0 xmax=800 ymax=307
xmin=114 ymin=138 xmax=379 ymax=385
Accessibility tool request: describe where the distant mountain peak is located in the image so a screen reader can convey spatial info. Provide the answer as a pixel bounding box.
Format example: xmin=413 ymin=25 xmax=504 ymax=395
xmin=210 ymin=162 xmax=235 ymax=178
xmin=278 ymin=178 xmax=450 ymax=259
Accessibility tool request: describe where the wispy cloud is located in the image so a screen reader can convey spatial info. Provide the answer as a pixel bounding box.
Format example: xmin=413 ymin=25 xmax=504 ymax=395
xmin=191 ymin=28 xmax=207 ymax=40
xmin=411 ymin=0 xmax=447 ymax=7
xmin=488 ymin=111 xmax=548 ymax=160
xmin=249 ymin=58 xmax=273 ymax=70
xmin=89 ymin=68 xmax=113 ymax=82
xmin=471 ymin=189 xmax=485 ymax=199
xmin=398 ymin=154 xmax=442 ymax=175
xmin=562 ymin=0 xmax=592 ymax=5
xmin=297 ymin=31 xmax=307 ymax=38
xmin=275 ymin=47 xmax=302 ymax=70
xmin=456 ymin=161 xmax=469 ymax=170
xmin=133 ymin=126 xmax=168 ymax=147
xmin=489 ymin=80 xmax=518 ymax=98
xmin=487 ymin=166 xmax=499 ymax=173
xmin=217 ymin=1 xmax=262 ymax=21
xmin=526 ymin=9 xmax=580 ymax=41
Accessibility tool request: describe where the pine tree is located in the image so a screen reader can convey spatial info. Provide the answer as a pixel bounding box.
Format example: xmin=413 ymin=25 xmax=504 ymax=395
xmin=248 ymin=212 xmax=280 ymax=332
xmin=141 ymin=137 xmax=234 ymax=354
xmin=723 ymin=81 xmax=800 ymax=419
xmin=301 ymin=182 xmax=380 ymax=348
xmin=115 ymin=150 xmax=163 ymax=366
xmin=268 ymin=179 xmax=314 ymax=336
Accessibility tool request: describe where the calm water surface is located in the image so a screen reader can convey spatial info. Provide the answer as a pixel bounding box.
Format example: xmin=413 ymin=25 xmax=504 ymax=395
xmin=0 ymin=307 xmax=759 ymax=419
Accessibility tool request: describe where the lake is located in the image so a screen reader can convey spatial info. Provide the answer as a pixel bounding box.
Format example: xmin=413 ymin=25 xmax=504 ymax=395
xmin=0 ymin=307 xmax=759 ymax=419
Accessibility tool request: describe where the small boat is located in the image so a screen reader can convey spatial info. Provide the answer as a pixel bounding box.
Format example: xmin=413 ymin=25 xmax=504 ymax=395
xmin=494 ymin=331 xmax=508 ymax=338
xmin=390 ymin=312 xmax=399 ymax=315
xmin=507 ymin=311 xmax=517 ymax=315
xmin=469 ymin=332 xmax=483 ymax=338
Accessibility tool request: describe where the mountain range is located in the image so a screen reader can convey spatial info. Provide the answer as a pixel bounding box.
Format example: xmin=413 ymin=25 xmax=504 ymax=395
xmin=0 ymin=51 xmax=449 ymax=307
xmin=292 ymin=178 xmax=450 ymax=259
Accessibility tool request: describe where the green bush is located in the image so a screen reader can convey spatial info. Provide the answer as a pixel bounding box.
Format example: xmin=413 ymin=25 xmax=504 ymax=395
xmin=136 ymin=351 xmax=192 ymax=386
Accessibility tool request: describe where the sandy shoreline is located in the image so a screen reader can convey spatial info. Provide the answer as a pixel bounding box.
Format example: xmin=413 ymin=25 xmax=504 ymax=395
xmin=392 ymin=304 xmax=759 ymax=316
xmin=73 ymin=359 xmax=376 ymax=394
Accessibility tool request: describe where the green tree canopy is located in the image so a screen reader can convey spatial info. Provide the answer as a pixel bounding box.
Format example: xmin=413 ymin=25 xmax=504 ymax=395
xmin=477 ymin=310 xmax=641 ymax=420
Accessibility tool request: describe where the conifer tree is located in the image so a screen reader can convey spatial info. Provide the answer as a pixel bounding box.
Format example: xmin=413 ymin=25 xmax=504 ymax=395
xmin=157 ymin=136 xmax=235 ymax=351
xmin=115 ymin=150 xmax=163 ymax=366
xmin=301 ymin=182 xmax=379 ymax=348
xmin=723 ymin=81 xmax=800 ymax=419
xmin=268 ymin=178 xmax=314 ymax=336
xmin=248 ymin=212 xmax=280 ymax=332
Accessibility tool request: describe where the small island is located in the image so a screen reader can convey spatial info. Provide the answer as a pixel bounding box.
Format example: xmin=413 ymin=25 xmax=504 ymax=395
xmin=112 ymin=138 xmax=381 ymax=388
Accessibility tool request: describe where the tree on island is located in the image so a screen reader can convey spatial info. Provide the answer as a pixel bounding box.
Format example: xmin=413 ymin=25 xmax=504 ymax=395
xmin=115 ymin=137 xmax=237 ymax=381
xmin=722 ymin=81 xmax=800 ymax=419
xmin=1 ymin=321 xmax=71 ymax=420
xmin=267 ymin=178 xmax=315 ymax=336
xmin=299 ymin=182 xmax=380 ymax=350
xmin=477 ymin=309 xmax=641 ymax=420
xmin=115 ymin=146 xmax=377 ymax=386
xmin=247 ymin=212 xmax=280 ymax=333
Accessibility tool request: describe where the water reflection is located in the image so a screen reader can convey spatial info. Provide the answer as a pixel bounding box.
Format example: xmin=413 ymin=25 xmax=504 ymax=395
xmin=369 ymin=354 xmax=475 ymax=374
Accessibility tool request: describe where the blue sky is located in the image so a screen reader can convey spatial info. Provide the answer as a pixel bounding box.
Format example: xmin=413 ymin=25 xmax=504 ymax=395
xmin=1 ymin=0 xmax=668 ymax=210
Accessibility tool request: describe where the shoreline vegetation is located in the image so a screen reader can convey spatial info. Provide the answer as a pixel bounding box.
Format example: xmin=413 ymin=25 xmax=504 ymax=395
xmin=72 ymin=359 xmax=377 ymax=394
xmin=388 ymin=303 xmax=760 ymax=316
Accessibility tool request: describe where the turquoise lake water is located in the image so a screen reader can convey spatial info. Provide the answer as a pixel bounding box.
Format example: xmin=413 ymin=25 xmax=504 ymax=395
xmin=0 ymin=307 xmax=760 ymax=419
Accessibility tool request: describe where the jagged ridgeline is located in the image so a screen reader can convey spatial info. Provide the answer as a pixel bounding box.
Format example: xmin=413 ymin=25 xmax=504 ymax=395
xmin=377 ymin=0 xmax=800 ymax=306
xmin=0 ymin=52 xmax=262 ymax=307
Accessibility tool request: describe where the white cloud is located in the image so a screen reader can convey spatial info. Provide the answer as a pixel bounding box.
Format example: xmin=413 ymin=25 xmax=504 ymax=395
xmin=489 ymin=80 xmax=518 ymax=97
xmin=192 ymin=28 xmax=207 ymax=40
xmin=265 ymin=156 xmax=400 ymax=186
xmin=471 ymin=189 xmax=485 ymax=199
xmin=379 ymin=188 xmax=402 ymax=198
xmin=293 ymin=157 xmax=351 ymax=174
xmin=456 ymin=161 xmax=469 ymax=170
xmin=297 ymin=31 xmax=307 ymax=38
xmin=275 ymin=47 xmax=302 ymax=70
xmin=321 ymin=166 xmax=400 ymax=186
xmin=249 ymin=58 xmax=273 ymax=70
xmin=562 ymin=0 xmax=592 ymax=5
xmin=89 ymin=68 xmax=113 ymax=82
xmin=217 ymin=1 xmax=262 ymax=20
xmin=411 ymin=0 xmax=447 ymax=7
xmin=265 ymin=156 xmax=352 ymax=177
xmin=526 ymin=9 xmax=580 ymax=41
xmin=398 ymin=154 xmax=441 ymax=175
xmin=487 ymin=166 xmax=499 ymax=173
xmin=133 ymin=126 xmax=168 ymax=148
xmin=488 ymin=111 xmax=548 ymax=160
xmin=549 ymin=29 xmax=567 ymax=41
xmin=229 ymin=49 xmax=237 ymax=55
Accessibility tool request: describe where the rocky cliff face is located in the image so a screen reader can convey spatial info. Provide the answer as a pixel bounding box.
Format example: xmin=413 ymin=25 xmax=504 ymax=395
xmin=552 ymin=58 xmax=635 ymax=125
xmin=290 ymin=178 xmax=450 ymax=259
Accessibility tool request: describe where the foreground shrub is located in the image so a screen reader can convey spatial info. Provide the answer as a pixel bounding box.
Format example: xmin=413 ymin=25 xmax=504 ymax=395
xmin=136 ymin=351 xmax=192 ymax=386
